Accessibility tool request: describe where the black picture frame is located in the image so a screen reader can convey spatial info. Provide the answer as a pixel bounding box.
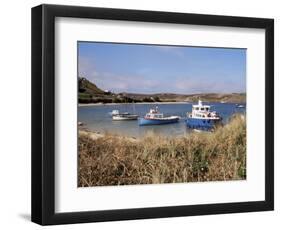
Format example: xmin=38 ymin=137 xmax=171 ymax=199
xmin=31 ymin=4 xmax=274 ymax=225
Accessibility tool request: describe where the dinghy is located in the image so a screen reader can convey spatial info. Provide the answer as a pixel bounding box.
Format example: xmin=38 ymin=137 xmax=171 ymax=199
xmin=111 ymin=110 xmax=138 ymax=121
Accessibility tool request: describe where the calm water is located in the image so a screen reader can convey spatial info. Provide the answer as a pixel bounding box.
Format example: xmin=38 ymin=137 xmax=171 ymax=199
xmin=78 ymin=103 xmax=246 ymax=138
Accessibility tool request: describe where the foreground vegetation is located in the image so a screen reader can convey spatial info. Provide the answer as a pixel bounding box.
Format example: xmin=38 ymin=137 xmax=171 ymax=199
xmin=78 ymin=115 xmax=246 ymax=187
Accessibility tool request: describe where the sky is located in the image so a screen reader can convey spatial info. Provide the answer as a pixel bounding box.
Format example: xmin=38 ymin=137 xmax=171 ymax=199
xmin=78 ymin=42 xmax=246 ymax=94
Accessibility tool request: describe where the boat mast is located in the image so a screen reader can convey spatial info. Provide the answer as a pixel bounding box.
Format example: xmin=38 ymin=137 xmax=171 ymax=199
xmin=132 ymin=102 xmax=136 ymax=114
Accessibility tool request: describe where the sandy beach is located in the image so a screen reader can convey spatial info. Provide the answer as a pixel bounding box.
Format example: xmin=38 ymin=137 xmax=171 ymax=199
xmin=79 ymin=129 xmax=138 ymax=142
xmin=79 ymin=130 xmax=104 ymax=140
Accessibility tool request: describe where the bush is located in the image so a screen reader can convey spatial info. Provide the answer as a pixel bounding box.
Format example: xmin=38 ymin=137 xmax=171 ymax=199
xmin=142 ymin=97 xmax=154 ymax=102
xmin=78 ymin=92 xmax=91 ymax=99
xmin=78 ymin=115 xmax=246 ymax=186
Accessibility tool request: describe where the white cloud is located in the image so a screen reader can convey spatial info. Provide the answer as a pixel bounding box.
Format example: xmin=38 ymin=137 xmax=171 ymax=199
xmin=78 ymin=56 xmax=245 ymax=94
xmin=174 ymin=78 xmax=245 ymax=94
xmin=154 ymin=46 xmax=185 ymax=58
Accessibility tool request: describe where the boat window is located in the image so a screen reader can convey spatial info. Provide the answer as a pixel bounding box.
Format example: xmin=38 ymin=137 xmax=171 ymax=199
xmin=206 ymin=108 xmax=209 ymax=111
xmin=200 ymin=108 xmax=204 ymax=111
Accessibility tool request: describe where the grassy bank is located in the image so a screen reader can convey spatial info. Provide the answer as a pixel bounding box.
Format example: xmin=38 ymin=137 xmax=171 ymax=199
xmin=78 ymin=115 xmax=246 ymax=187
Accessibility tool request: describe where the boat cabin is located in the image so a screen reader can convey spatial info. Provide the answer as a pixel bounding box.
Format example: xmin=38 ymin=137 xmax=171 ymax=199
xmin=111 ymin=110 xmax=130 ymax=116
xmin=192 ymin=100 xmax=210 ymax=114
xmin=192 ymin=105 xmax=210 ymax=112
xmin=145 ymin=107 xmax=164 ymax=119
xmin=111 ymin=110 xmax=119 ymax=116
xmin=188 ymin=100 xmax=220 ymax=119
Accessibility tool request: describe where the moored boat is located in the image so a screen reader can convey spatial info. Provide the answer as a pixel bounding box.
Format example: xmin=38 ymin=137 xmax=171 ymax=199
xmin=138 ymin=107 xmax=180 ymax=126
xmin=236 ymin=104 xmax=245 ymax=108
xmin=112 ymin=114 xmax=139 ymax=121
xmin=111 ymin=110 xmax=138 ymax=121
xmin=186 ymin=100 xmax=222 ymax=130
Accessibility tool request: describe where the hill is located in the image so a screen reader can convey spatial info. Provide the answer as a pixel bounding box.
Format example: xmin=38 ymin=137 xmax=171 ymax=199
xmin=78 ymin=77 xmax=105 ymax=95
xmin=78 ymin=77 xmax=108 ymax=103
xmin=125 ymin=92 xmax=246 ymax=103
xmin=78 ymin=77 xmax=246 ymax=104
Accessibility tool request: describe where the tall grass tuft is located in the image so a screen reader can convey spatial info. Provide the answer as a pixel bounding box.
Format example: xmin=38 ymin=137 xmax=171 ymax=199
xmin=78 ymin=114 xmax=246 ymax=187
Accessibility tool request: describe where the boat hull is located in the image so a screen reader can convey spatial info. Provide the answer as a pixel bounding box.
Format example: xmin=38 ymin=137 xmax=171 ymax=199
xmin=138 ymin=117 xmax=179 ymax=126
xmin=185 ymin=117 xmax=221 ymax=130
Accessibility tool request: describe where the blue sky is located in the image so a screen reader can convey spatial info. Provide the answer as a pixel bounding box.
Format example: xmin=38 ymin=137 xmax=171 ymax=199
xmin=78 ymin=42 xmax=246 ymax=94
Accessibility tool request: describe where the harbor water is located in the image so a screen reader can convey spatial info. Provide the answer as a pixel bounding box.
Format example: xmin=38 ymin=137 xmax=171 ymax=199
xmin=78 ymin=102 xmax=246 ymax=138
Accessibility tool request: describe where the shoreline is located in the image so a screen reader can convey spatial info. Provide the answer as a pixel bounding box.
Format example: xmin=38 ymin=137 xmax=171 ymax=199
xmin=79 ymin=101 xmax=192 ymax=107
xmin=79 ymin=129 xmax=138 ymax=142
xmin=79 ymin=101 xmax=246 ymax=107
xmin=79 ymin=101 xmax=191 ymax=107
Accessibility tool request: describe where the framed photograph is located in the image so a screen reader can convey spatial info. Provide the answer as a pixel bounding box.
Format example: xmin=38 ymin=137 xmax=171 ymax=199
xmin=31 ymin=4 xmax=274 ymax=225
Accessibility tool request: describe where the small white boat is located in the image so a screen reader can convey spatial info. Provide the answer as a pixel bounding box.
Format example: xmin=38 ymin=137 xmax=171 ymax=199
xmin=112 ymin=114 xmax=139 ymax=120
xmin=78 ymin=121 xmax=84 ymax=126
xmin=111 ymin=110 xmax=138 ymax=121
xmin=236 ymin=104 xmax=245 ymax=108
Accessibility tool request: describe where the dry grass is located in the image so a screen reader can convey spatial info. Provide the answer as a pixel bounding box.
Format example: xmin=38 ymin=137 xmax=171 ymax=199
xmin=78 ymin=114 xmax=246 ymax=187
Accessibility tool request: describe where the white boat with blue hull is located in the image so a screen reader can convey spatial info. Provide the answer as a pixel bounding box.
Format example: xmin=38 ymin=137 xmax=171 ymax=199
xmin=138 ymin=107 xmax=180 ymax=126
xmin=186 ymin=100 xmax=222 ymax=130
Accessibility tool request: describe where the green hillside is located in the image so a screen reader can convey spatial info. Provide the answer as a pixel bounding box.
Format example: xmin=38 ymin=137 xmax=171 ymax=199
xmin=78 ymin=77 xmax=108 ymax=103
xmin=78 ymin=77 xmax=104 ymax=95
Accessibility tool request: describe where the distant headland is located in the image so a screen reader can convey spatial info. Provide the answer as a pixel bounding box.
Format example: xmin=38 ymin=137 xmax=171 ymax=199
xmin=78 ymin=77 xmax=246 ymax=104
